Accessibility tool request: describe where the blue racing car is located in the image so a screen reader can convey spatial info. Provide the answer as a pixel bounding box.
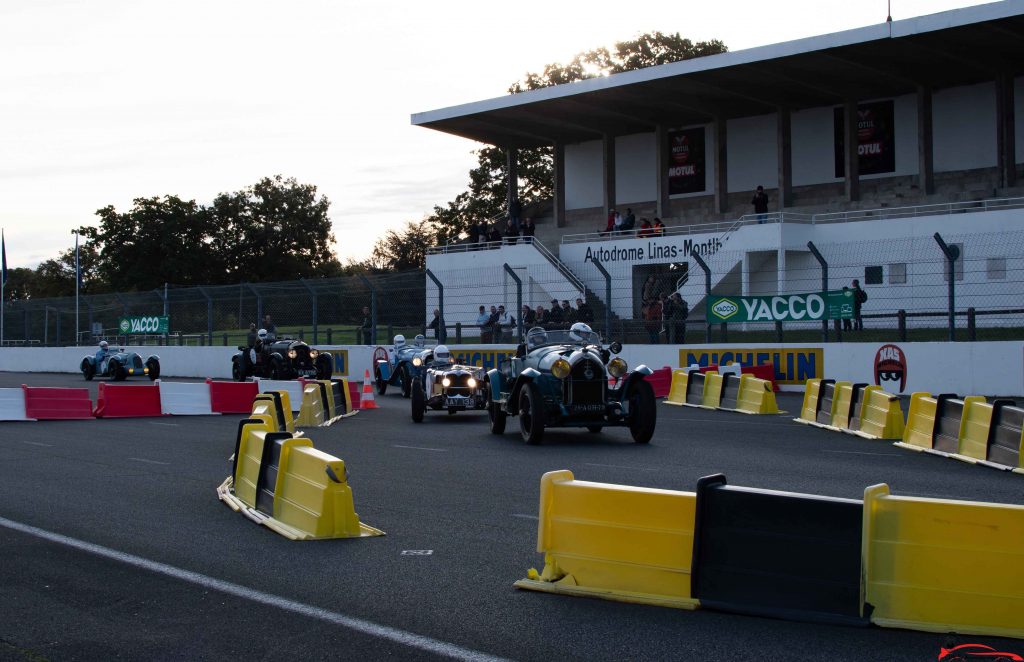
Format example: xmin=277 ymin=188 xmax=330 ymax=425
xmin=374 ymin=334 xmax=431 ymax=398
xmin=80 ymin=341 xmax=160 ymax=381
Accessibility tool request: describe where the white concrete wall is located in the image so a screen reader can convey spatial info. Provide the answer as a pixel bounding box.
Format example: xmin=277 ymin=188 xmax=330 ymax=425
xmin=791 ymin=106 xmax=839 ymax=186
xmin=615 ymin=132 xmax=656 ymax=205
xmin=727 ymin=113 xmax=778 ymax=192
xmin=565 ymin=140 xmax=603 ymax=210
xmin=933 ymin=82 xmax=997 ymax=173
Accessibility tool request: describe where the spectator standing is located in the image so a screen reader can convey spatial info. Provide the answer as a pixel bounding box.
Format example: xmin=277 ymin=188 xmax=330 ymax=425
xmin=623 ymin=208 xmax=636 ymax=232
xmin=477 ymin=305 xmax=493 ymax=343
xmin=495 ymin=305 xmax=513 ymax=343
xmin=262 ymin=314 xmax=277 ymax=338
xmin=602 ymin=209 xmax=616 ymax=236
xmin=467 ymin=223 xmax=480 ymax=244
xmin=521 ymin=305 xmax=536 ymax=327
xmin=476 ymin=220 xmax=488 ymax=244
xmin=852 ymin=279 xmax=867 ymax=331
xmin=534 ymin=305 xmax=547 ymax=329
xmin=653 ymin=218 xmax=666 ymax=236
xmin=246 ymin=323 xmax=258 ymax=348
xmin=575 ymin=298 xmax=594 ymax=324
xmin=668 ymin=293 xmax=688 ymax=343
xmin=359 ymin=306 xmax=372 ymax=345
xmin=428 ymin=308 xmax=445 ymax=341
xmin=521 ymin=217 xmax=536 ymax=242
xmin=546 ymin=299 xmax=564 ymax=329
xmin=487 ymin=224 xmax=502 ymax=243
xmin=637 ymin=218 xmax=653 ymax=237
xmin=752 ymin=185 xmax=769 ymax=223
xmin=612 ymin=210 xmax=624 ymax=235
xmin=503 ymin=219 xmax=519 ymax=245
xmin=643 ymin=298 xmax=662 ymax=344
xmin=483 ymin=305 xmax=498 ymax=343
xmin=642 ymin=274 xmax=659 ymax=303
xmin=560 ymin=300 xmax=576 ymax=325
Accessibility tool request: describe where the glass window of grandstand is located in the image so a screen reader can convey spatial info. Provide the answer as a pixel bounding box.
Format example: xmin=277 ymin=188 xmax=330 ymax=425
xmin=942 ymin=243 xmax=965 ymax=282
xmin=986 ymin=257 xmax=1006 ymax=280
xmin=864 ymin=266 xmax=883 ymax=285
xmin=889 ymin=263 xmax=907 ymax=285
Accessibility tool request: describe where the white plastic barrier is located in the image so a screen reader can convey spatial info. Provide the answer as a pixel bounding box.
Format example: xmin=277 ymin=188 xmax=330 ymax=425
xmin=256 ymin=379 xmax=303 ymax=411
xmin=0 ymin=388 xmax=33 ymax=421
xmin=719 ymin=364 xmax=742 ymax=377
xmin=156 ymin=380 xmax=217 ymax=416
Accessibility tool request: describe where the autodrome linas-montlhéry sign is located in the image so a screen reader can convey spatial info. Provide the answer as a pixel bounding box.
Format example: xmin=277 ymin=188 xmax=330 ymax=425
xmin=583 ymin=237 xmax=723 ymax=264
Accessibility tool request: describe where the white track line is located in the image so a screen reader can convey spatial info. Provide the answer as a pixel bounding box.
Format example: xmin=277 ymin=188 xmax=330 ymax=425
xmin=392 ymin=445 xmax=447 ymax=452
xmin=821 ymin=450 xmax=903 ymax=457
xmin=0 ymin=516 xmax=508 ymax=662
xmin=20 ymin=441 xmax=53 ymax=447
xmin=585 ymin=462 xmax=659 ymax=472
xmin=128 ymin=458 xmax=171 ymax=465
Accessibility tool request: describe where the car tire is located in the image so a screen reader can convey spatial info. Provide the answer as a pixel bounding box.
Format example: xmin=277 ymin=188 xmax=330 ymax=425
xmin=269 ymin=357 xmax=284 ymax=380
xmin=375 ymin=366 xmax=387 ymax=395
xmin=232 ymin=359 xmax=244 ymax=382
xmin=411 ymin=377 xmax=425 ymax=422
xmin=627 ymin=379 xmax=657 ymax=444
xmin=519 ymin=382 xmax=545 ymax=445
xmin=400 ymin=364 xmax=411 ymax=398
xmin=487 ymin=380 xmax=506 ymax=435
xmin=109 ymin=358 xmax=126 ymax=381
xmin=81 ymin=359 xmax=94 ymax=381
xmin=146 ymin=358 xmax=160 ymax=381
xmin=586 ymin=425 xmax=603 ymax=434
xmin=316 ymin=354 xmax=333 ymax=381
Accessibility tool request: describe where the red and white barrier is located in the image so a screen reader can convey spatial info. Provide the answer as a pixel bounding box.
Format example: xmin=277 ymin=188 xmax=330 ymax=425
xmin=0 ymin=387 xmax=34 ymax=421
xmin=157 ymin=380 xmax=216 ymax=416
xmin=644 ymin=366 xmax=673 ymax=399
xmin=93 ymin=383 xmax=163 ymax=418
xmin=256 ymin=379 xmax=303 ymax=411
xmin=207 ymin=379 xmax=258 ymax=414
xmin=23 ymin=386 xmax=94 ymax=420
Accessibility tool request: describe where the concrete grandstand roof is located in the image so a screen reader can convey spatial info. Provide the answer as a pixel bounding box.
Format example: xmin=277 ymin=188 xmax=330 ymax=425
xmin=411 ymin=1 xmax=1024 ymax=148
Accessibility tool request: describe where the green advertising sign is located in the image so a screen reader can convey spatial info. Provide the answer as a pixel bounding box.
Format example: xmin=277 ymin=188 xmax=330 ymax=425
xmin=118 ymin=316 xmax=169 ymax=335
xmin=707 ymin=291 xmax=854 ymax=323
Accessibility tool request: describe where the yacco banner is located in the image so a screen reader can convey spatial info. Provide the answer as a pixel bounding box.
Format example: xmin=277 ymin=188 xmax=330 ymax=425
xmin=450 ymin=348 xmax=516 ymax=371
xmin=118 ymin=316 xmax=169 ymax=335
xmin=680 ymin=347 xmax=824 ymax=385
xmin=834 ymin=99 xmax=895 ymax=177
xmin=667 ymin=127 xmax=706 ymax=195
xmin=316 ymin=348 xmax=348 ymax=377
xmin=707 ymin=291 xmax=854 ymax=323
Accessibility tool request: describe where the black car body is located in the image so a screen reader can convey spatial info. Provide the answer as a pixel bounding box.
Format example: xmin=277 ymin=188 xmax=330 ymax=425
xmin=485 ymin=327 xmax=656 ymax=444
xmin=410 ymin=356 xmax=486 ymax=422
xmin=232 ymin=337 xmax=332 ymax=381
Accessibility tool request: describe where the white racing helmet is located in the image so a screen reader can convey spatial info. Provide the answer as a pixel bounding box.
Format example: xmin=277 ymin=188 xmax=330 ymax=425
xmin=569 ymin=322 xmax=593 ymax=342
xmin=434 ymin=345 xmax=452 ymax=364
xmin=414 ymin=334 xmax=426 ymax=347
xmin=393 ymin=334 xmax=406 ymax=347
xmin=257 ymin=328 xmax=268 ymax=341
xmin=99 ymin=340 xmax=108 ymax=349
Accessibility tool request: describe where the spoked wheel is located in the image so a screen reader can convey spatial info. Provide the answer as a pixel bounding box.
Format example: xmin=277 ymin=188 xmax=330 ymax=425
xmin=518 ymin=382 xmax=545 ymax=445
xmin=486 ymin=380 xmax=506 ymax=434
xmin=400 ymin=364 xmax=411 ymax=398
xmin=627 ymin=379 xmax=657 ymax=444
xmin=375 ymin=366 xmax=387 ymax=395
xmin=232 ymin=360 xmax=244 ymax=382
xmin=411 ymin=378 xmax=425 ymax=422
xmin=146 ymin=358 xmax=160 ymax=381
xmin=81 ymin=359 xmax=95 ymax=381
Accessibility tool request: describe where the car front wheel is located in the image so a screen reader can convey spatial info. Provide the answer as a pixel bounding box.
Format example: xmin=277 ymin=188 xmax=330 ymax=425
xmin=519 ymin=382 xmax=545 ymax=445
xmin=627 ymin=379 xmax=656 ymax=444
xmin=109 ymin=358 xmax=126 ymax=381
xmin=81 ymin=359 xmax=94 ymax=381
xmin=375 ymin=366 xmax=387 ymax=395
xmin=146 ymin=358 xmax=160 ymax=381
xmin=487 ymin=380 xmax=506 ymax=434
xmin=411 ymin=377 xmax=425 ymax=422
xmin=400 ymin=364 xmax=411 ymax=398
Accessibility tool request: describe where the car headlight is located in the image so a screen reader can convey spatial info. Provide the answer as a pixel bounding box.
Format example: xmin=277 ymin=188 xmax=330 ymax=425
xmin=288 ymin=349 xmax=297 ymax=359
xmin=608 ymin=358 xmax=628 ymax=378
xmin=442 ymin=377 xmax=451 ymax=387
xmin=551 ymin=358 xmax=571 ymax=379
xmin=309 ymin=349 xmax=318 ymax=358
xmin=413 ymin=357 xmax=422 ymax=367
xmin=467 ymin=377 xmax=477 ymax=389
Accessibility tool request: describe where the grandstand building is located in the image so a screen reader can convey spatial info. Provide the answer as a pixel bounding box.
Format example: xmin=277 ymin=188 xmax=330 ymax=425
xmin=413 ymin=2 xmax=1024 ymax=339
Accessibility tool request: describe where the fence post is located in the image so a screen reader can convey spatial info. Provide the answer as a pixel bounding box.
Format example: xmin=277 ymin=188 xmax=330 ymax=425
xmin=162 ymin=282 xmax=169 ymax=345
xmin=690 ymin=251 xmax=712 ymax=344
xmin=223 ymin=333 xmax=228 ymax=346
xmin=300 ymin=278 xmax=318 ymax=345
xmin=426 ymin=269 xmax=446 ymax=343
xmin=807 ymin=241 xmax=830 ymax=342
xmin=967 ymin=307 xmax=976 ymax=341
xmin=198 ymin=287 xmax=213 ymax=346
xmin=358 ymin=274 xmax=377 ymax=345
xmin=592 ymin=259 xmax=612 ymax=340
xmin=327 ymin=328 xmax=332 ymax=344
xmin=933 ymin=232 xmax=959 ymax=342
xmin=898 ymin=310 xmax=907 ymax=342
xmin=455 ymin=322 xmax=462 ymax=344
xmin=775 ymin=320 xmax=783 ymax=343
xmin=387 ymin=324 xmax=394 ymax=343
xmin=502 ymin=264 xmax=522 ymax=342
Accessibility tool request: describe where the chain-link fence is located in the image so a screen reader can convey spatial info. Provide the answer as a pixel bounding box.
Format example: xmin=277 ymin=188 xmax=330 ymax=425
xmin=0 ymin=270 xmax=426 ymax=348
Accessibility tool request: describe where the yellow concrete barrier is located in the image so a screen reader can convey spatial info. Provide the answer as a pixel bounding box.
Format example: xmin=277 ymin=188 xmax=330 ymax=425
xmin=249 ymin=400 xmax=279 ymax=432
xmin=734 ymin=374 xmax=780 ymax=415
xmin=664 ymin=369 xmax=693 ymax=406
xmin=796 ymin=378 xmax=823 ymax=423
xmin=701 ymin=372 xmax=723 ymax=409
xmin=828 ymin=383 xmax=856 ymax=430
xmin=296 ymin=383 xmax=325 ymax=428
xmin=956 ymin=398 xmax=996 ymax=463
xmin=514 ymin=469 xmax=699 ymax=610
xmin=273 ymin=390 xmax=296 ymax=432
xmin=852 ymin=386 xmax=905 ymax=440
xmin=862 ymin=484 xmax=1024 ymax=639
xmin=896 ymin=392 xmax=939 ymax=451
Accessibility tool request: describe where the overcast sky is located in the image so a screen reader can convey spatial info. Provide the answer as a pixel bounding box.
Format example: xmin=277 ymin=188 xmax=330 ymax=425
xmin=0 ymin=0 xmax=996 ymax=271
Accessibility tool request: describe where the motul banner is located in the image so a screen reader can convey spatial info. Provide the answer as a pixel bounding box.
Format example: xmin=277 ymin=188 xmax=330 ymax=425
xmin=667 ymin=127 xmax=706 ymax=194
xmin=707 ymin=291 xmax=854 ymax=323
xmin=834 ymin=100 xmax=895 ymax=177
xmin=118 ymin=316 xmax=169 ymax=334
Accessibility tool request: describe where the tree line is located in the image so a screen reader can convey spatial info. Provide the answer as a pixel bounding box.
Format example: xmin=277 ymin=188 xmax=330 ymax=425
xmin=8 ymin=32 xmax=725 ymax=300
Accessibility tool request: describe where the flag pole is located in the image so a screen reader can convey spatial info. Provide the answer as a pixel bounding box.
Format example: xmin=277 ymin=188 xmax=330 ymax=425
xmin=75 ymin=231 xmax=80 ymax=347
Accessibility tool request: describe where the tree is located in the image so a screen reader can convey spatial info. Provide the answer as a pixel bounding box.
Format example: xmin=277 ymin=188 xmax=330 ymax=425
xmin=368 ymin=220 xmax=435 ymax=271
xmin=427 ymin=32 xmax=728 ymax=240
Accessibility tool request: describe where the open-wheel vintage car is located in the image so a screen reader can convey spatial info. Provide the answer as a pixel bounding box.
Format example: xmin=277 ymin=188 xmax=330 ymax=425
xmin=485 ymin=323 xmax=656 ymax=444
xmin=81 ymin=341 xmax=160 ymax=381
xmin=375 ymin=334 xmax=431 ymax=398
xmin=231 ymin=331 xmax=332 ymax=381
xmin=410 ymin=345 xmax=486 ymax=422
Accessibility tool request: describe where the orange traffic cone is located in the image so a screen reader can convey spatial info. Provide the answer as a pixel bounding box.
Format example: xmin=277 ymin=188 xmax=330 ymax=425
xmin=360 ymin=369 xmax=378 ymax=410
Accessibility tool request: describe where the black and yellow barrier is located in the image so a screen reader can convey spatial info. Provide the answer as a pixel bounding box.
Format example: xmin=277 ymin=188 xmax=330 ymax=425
xmin=733 ymin=374 xmax=781 ymax=415
xmin=718 ymin=373 xmax=741 ymax=410
xmin=987 ymin=401 xmax=1024 ymax=473
xmin=663 ymin=368 xmax=711 ymax=408
xmin=796 ymin=378 xmax=830 ymax=423
xmin=296 ymin=383 xmax=326 ymax=428
xmin=851 ymin=386 xmax=905 ymax=440
xmin=331 ymin=378 xmax=353 ymax=416
xmin=692 ymin=475 xmax=866 ymax=626
xmin=252 ymin=391 xmax=295 ymax=433
xmin=897 ymin=393 xmax=980 ymax=455
xmin=514 ymin=469 xmax=699 ymax=610
xmin=798 ymin=380 xmax=905 ymax=440
xmin=217 ymin=419 xmax=383 ymax=540
xmin=862 ymin=484 xmax=1024 ymax=639
xmin=665 ymin=368 xmax=779 ymax=415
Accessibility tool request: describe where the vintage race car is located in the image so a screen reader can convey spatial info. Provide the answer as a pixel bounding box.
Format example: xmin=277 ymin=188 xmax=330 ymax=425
xmin=375 ymin=334 xmax=432 ymax=398
xmin=410 ymin=347 xmax=486 ymax=422
xmin=81 ymin=349 xmax=160 ymax=381
xmin=485 ymin=324 xmax=656 ymax=444
xmin=231 ymin=337 xmax=332 ymax=381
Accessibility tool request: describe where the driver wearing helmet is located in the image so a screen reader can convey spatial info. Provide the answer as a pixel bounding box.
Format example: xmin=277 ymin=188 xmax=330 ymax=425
xmin=526 ymin=327 xmax=547 ymax=349
xmin=569 ymin=322 xmax=593 ymax=342
xmin=426 ymin=345 xmax=453 ymax=393
xmin=250 ymin=328 xmax=268 ymax=366
xmin=393 ymin=334 xmax=406 ymax=348
xmin=95 ymin=340 xmax=110 ymax=366
xmin=414 ymin=334 xmax=426 ymax=348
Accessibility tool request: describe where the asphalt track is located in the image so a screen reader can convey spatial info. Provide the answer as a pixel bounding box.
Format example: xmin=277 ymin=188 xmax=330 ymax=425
xmin=1 ymin=372 xmax=1022 ymax=662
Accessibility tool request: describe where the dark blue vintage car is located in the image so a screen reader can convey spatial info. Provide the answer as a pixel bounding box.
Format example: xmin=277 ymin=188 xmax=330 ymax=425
xmin=81 ymin=344 xmax=160 ymax=381
xmin=485 ymin=324 xmax=656 ymax=444
xmin=410 ymin=345 xmax=486 ymax=422
xmin=375 ymin=334 xmax=430 ymax=398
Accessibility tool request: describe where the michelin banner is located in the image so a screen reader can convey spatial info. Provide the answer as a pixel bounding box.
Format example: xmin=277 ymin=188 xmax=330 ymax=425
xmin=707 ymin=291 xmax=854 ymax=323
